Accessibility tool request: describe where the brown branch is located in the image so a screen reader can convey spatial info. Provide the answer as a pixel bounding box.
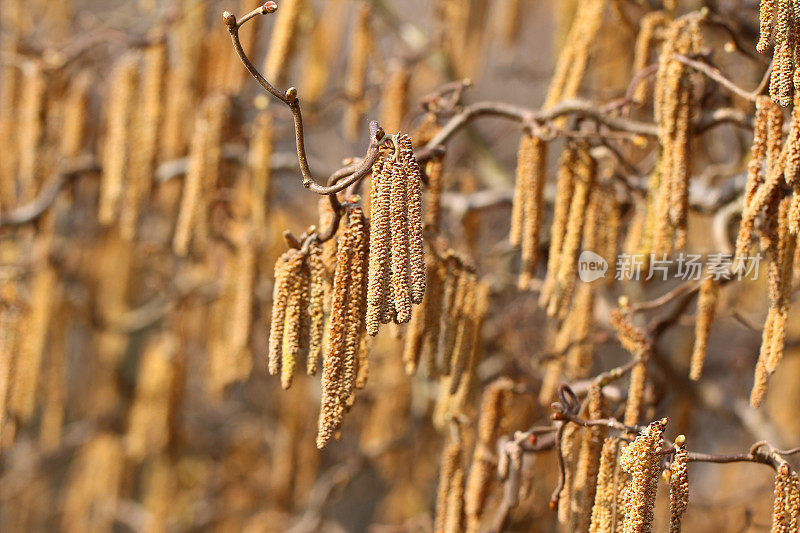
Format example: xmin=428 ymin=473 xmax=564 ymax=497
xmin=0 ymin=155 xmax=100 ymax=227
xmin=673 ymin=53 xmax=762 ymax=102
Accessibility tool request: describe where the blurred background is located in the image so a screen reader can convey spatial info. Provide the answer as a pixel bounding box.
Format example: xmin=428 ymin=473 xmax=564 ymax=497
xmin=0 ymin=0 xmax=796 ymax=531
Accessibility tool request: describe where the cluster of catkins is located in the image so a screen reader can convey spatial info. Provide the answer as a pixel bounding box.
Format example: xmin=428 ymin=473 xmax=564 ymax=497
xmin=732 ymin=95 xmax=800 ymax=407
xmin=267 ymin=132 xmax=427 ymax=448
xmin=432 ymin=379 xmax=512 ymax=533
xmin=650 ymin=16 xmax=702 ymax=253
xmin=758 ymin=0 xmax=800 ymax=106
xmin=366 ymin=132 xmax=426 ymax=333
xmin=268 ymin=243 xmax=327 ymax=391
xmin=771 ymin=463 xmax=800 ymax=531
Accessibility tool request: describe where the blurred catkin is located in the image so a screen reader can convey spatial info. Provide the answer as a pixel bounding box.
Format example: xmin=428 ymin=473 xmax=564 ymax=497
xmin=669 ymin=435 xmax=689 ymax=533
xmin=99 ymin=55 xmax=139 ymax=225
xmin=589 ymin=436 xmax=621 ymax=532
xmin=435 ymin=435 xmax=465 ymax=533
xmin=343 ymin=3 xmax=373 ymax=141
xmin=17 ymin=60 xmax=48 ymax=202
xmin=263 ymin=0 xmax=305 ymax=87
xmin=689 ymin=276 xmax=719 ymax=381
xmin=381 ymin=62 xmax=411 ymax=134
xmin=465 ymin=379 xmax=512 ymax=532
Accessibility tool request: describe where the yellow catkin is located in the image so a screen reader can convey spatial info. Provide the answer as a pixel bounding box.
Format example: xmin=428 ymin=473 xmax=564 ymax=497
xmin=60 ymin=70 xmax=91 ymax=158
xmin=300 ymin=0 xmax=347 ymax=104
xmin=390 ymin=159 xmax=413 ymax=323
xmin=340 ymin=208 xmax=368 ymax=408
xmin=366 ymin=156 xmax=391 ymax=335
xmin=509 ymin=134 xmax=531 ymax=247
xmin=519 ymin=135 xmax=548 ymax=290
xmin=438 ymin=268 xmax=469 ymax=375
xmin=549 ymin=144 xmax=595 ymax=318
xmin=317 ymin=209 xmax=358 ymax=448
xmin=426 ymin=156 xmax=446 ymax=232
xmin=624 ymin=359 xmax=648 ymax=427
xmin=125 ymin=335 xmax=176 ymax=461
xmin=263 ymin=0 xmax=304 ymax=87
xmin=619 ymin=419 xmax=667 ymax=533
xmin=435 ymin=436 xmax=464 ymax=533
xmin=559 ymin=423 xmax=582 ymax=524
xmin=343 ymin=3 xmax=372 ymax=141
xmin=249 ymin=112 xmax=274 ymax=233
xmin=735 ymin=97 xmax=773 ymax=270
xmin=544 ymin=0 xmax=607 ymax=109
xmin=610 ymin=309 xmax=649 ymax=357
xmin=422 ymin=258 xmax=447 ymax=376
xmin=120 ymin=40 xmax=167 ymax=241
xmin=172 ymin=102 xmax=210 ymax=256
xmin=669 ymin=435 xmax=689 ymax=533
xmin=281 ymin=255 xmax=310 ymax=390
xmin=502 ymin=0 xmax=523 ymax=46
xmin=17 ymin=60 xmax=47 ymax=202
xmin=99 ymin=54 xmax=139 ymax=225
xmin=783 ymin=92 xmax=800 ymax=187
xmin=10 ymin=257 xmax=57 ymax=422
xmin=464 ymin=379 xmax=512 ymax=532
xmin=570 ymin=386 xmax=608 ymax=531
xmin=632 ymin=12 xmax=667 ymax=103
xmin=0 ymin=284 xmax=21 ymax=449
xmin=381 ymin=62 xmax=411 ymax=133
xmin=769 ymin=1 xmax=794 ymax=105
xmin=399 ymin=133 xmax=427 ymax=304
xmin=589 ymin=436 xmax=621 ymax=533
xmin=689 ymin=276 xmax=719 ymax=381
xmin=539 ymin=319 xmax=572 ymax=406
xmin=306 ymin=244 xmax=326 ymax=375
xmin=787 ymin=471 xmax=800 ymax=531
xmin=268 ymin=250 xmax=296 ymax=376
xmin=448 ymin=273 xmax=477 ymax=393
xmin=402 ymin=271 xmax=428 ymax=375
xmin=61 ymin=433 xmax=125 ymax=533
xmin=758 ymin=0 xmax=777 ymax=53
xmin=772 ymin=464 xmax=790 ymax=532
xmin=540 ymin=145 xmax=577 ymax=308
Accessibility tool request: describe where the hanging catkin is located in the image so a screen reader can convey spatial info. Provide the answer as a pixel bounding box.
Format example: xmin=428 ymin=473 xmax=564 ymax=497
xmin=317 ymin=208 xmax=367 ymax=448
xmin=306 ymin=244 xmax=326 ymax=375
xmin=435 ymin=435 xmax=465 ymax=533
xmin=632 ymin=11 xmax=667 ymax=104
xmin=98 ymin=55 xmax=139 ymax=225
xmin=120 ymin=39 xmax=167 ymax=241
xmin=343 ymin=3 xmax=372 ymax=141
xmin=558 ymin=423 xmax=582 ymax=524
xmin=652 ymin=17 xmax=701 ymax=252
xmin=263 ymin=0 xmax=305 ymax=87
xmin=764 ymin=0 xmax=797 ymax=105
xmin=619 ymin=419 xmax=667 ymax=533
xmin=735 ymin=97 xmax=773 ymax=271
xmin=540 ymin=145 xmax=577 ymax=308
xmin=589 ymin=436 xmax=620 ymax=532
xmin=268 ymin=250 xmax=296 ymax=376
xmin=367 ymin=156 xmax=392 ymax=335
xmin=772 ymin=464 xmax=791 ymax=532
xmin=518 ymin=135 xmax=548 ymax=290
xmin=281 ymin=255 xmax=310 ymax=390
xmin=787 ymin=471 xmax=800 ymax=531
xmin=548 ymin=143 xmax=595 ymax=318
xmin=624 ymin=359 xmax=648 ymax=427
xmin=689 ymin=276 xmax=719 ymax=381
xmin=544 ymin=0 xmax=607 ymax=109
xmin=339 ymin=208 xmax=368 ymax=408
xmin=390 ymin=158 xmax=413 ymax=323
xmin=172 ymin=101 xmax=210 ymax=256
xmin=464 ymin=378 xmax=512 ymax=533
xmin=669 ymin=435 xmax=689 ymax=533
xmin=570 ymin=386 xmax=608 ymax=531
xmin=380 ymin=62 xmax=411 ymax=133
xmin=399 ymin=133 xmax=427 ymax=304
xmin=426 ymin=156 xmax=445 ymax=231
